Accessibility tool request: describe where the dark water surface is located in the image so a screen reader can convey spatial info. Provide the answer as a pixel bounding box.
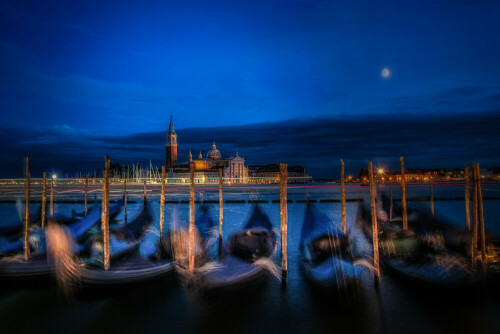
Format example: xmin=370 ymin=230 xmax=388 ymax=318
xmin=1 ymin=183 xmax=500 ymax=334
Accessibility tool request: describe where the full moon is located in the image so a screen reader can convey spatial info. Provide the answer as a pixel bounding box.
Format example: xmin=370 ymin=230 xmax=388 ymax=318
xmin=381 ymin=67 xmax=391 ymax=79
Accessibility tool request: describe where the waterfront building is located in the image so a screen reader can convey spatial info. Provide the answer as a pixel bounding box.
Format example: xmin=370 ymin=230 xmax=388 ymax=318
xmin=165 ymin=116 xmax=309 ymax=184
xmin=248 ymin=164 xmax=309 ymax=184
xmin=166 ymin=117 xmax=248 ymax=183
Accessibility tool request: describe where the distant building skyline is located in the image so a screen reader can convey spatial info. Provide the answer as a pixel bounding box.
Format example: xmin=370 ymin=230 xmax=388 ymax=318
xmin=164 ymin=116 xmax=309 ymax=183
xmin=165 ymin=116 xmax=249 ymax=183
xmin=0 ymin=111 xmax=499 ymax=179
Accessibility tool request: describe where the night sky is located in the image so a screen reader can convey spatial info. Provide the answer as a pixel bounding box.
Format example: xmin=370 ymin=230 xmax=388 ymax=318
xmin=1 ymin=0 xmax=500 ymax=178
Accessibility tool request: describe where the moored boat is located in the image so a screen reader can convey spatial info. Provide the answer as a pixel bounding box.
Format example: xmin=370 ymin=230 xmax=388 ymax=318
xmin=0 ymin=202 xmax=102 ymax=256
xmin=51 ymin=197 xmax=124 ymax=225
xmin=300 ymin=203 xmax=365 ymax=289
xmin=382 ymin=194 xmax=500 ymax=288
xmin=356 ymin=200 xmax=476 ymax=288
xmin=199 ymin=205 xmax=279 ymax=295
xmin=0 ymin=203 xmax=103 ymax=283
xmin=53 ymin=201 xmax=174 ymax=292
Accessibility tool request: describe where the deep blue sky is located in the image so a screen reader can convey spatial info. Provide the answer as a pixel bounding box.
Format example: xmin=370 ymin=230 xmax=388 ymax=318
xmin=1 ymin=0 xmax=500 ymax=177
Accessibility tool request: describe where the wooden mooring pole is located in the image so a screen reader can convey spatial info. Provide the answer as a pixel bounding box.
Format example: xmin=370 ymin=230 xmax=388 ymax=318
xmin=24 ymin=157 xmax=30 ymax=262
xmin=189 ymin=162 xmax=195 ymax=272
xmin=368 ymin=162 xmax=380 ymax=283
xmin=143 ymin=180 xmax=147 ymax=204
xmin=160 ymin=166 xmax=165 ymax=239
xmin=50 ymin=176 xmax=54 ymax=216
xmin=400 ymin=156 xmax=408 ymax=230
xmin=471 ymin=163 xmax=478 ymax=267
xmin=464 ymin=167 xmax=470 ymax=231
xmin=389 ymin=181 xmax=393 ymax=222
xmin=340 ymin=159 xmax=346 ymax=234
xmin=280 ymin=162 xmax=288 ymax=287
xmin=84 ymin=177 xmax=88 ymax=215
xmin=41 ymin=172 xmax=46 ymax=228
xmin=430 ymin=177 xmax=434 ymax=217
xmin=475 ymin=163 xmax=487 ymax=271
xmin=464 ymin=166 xmax=471 ymax=230
xmin=124 ymin=178 xmax=127 ymax=221
xmin=102 ymin=155 xmax=110 ymax=270
xmin=218 ymin=168 xmax=224 ymax=257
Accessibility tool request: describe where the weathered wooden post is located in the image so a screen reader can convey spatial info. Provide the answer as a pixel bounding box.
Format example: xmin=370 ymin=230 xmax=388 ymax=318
xmin=124 ymin=178 xmax=127 ymax=221
xmin=368 ymin=162 xmax=380 ymax=283
xmin=41 ymin=172 xmax=47 ymax=228
xmin=24 ymin=157 xmax=30 ymax=262
xmin=50 ymin=176 xmax=54 ymax=216
xmin=475 ymin=163 xmax=487 ymax=271
xmin=400 ymin=156 xmax=408 ymax=230
xmin=340 ymin=159 xmax=346 ymax=233
xmin=464 ymin=167 xmax=471 ymax=230
xmin=84 ymin=177 xmax=88 ymax=215
xmin=218 ymin=168 xmax=224 ymax=257
xmin=471 ymin=163 xmax=478 ymax=267
xmin=143 ymin=180 xmax=147 ymax=204
xmin=102 ymin=155 xmax=110 ymax=270
xmin=429 ymin=177 xmax=434 ymax=217
xmin=389 ymin=181 xmax=393 ymax=222
xmin=189 ymin=162 xmax=195 ymax=271
xmin=280 ymin=162 xmax=288 ymax=287
xmin=160 ymin=166 xmax=165 ymax=239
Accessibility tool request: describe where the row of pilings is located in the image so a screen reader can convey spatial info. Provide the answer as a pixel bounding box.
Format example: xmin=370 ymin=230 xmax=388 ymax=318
xmin=20 ymin=155 xmax=488 ymax=286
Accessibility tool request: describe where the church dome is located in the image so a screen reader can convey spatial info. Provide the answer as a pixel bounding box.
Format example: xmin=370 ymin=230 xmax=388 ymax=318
xmin=206 ymin=141 xmax=221 ymax=160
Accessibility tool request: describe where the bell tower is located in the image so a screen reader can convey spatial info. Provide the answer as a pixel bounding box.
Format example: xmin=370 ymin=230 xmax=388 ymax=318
xmin=166 ymin=115 xmax=177 ymax=168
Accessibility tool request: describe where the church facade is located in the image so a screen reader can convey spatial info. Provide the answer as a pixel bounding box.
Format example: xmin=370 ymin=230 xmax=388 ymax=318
xmin=166 ymin=116 xmax=249 ymax=184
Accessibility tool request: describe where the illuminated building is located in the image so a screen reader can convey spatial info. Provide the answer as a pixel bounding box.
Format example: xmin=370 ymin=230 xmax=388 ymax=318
xmin=166 ymin=116 xmax=310 ymax=184
xmin=166 ymin=115 xmax=177 ymax=168
xmin=248 ymin=164 xmax=309 ymax=184
xmin=166 ymin=117 xmax=248 ymax=183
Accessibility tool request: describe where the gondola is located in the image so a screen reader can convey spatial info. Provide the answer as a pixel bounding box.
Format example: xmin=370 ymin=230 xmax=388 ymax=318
xmin=195 ymin=204 xmax=217 ymax=261
xmin=52 ymin=197 xmax=124 ymax=225
xmin=356 ymin=199 xmax=476 ymax=288
xmin=196 ymin=204 xmax=217 ymax=244
xmin=0 ymin=203 xmax=103 ymax=283
xmin=199 ymin=205 xmax=278 ymax=294
xmin=0 ymin=201 xmax=103 ymax=256
xmin=52 ymin=203 xmax=96 ymax=225
xmin=300 ymin=203 xmax=365 ymax=289
xmin=168 ymin=204 xmax=218 ymax=273
xmin=382 ymin=194 xmax=500 ymax=287
xmin=0 ymin=196 xmax=121 ymax=246
xmin=85 ymin=201 xmax=153 ymax=265
xmin=58 ymin=201 xmax=174 ymax=291
xmin=380 ymin=193 xmax=471 ymax=255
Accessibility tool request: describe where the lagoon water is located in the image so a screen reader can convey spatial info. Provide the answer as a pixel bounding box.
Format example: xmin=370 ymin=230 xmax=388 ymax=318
xmin=1 ymin=182 xmax=500 ymax=334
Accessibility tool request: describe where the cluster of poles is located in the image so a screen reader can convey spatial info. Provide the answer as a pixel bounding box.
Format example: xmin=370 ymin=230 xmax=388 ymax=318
xmin=338 ymin=157 xmax=489 ymax=282
xmin=21 ymin=156 xmax=291 ymax=284
xmin=20 ymin=155 xmax=488 ymax=285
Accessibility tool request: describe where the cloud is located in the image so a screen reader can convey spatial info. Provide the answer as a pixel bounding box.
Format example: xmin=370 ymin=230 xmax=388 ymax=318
xmin=1 ymin=111 xmax=499 ymax=178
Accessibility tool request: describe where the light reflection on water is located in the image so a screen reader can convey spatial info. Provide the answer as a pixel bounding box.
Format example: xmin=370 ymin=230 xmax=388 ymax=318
xmin=1 ymin=183 xmax=500 ymax=333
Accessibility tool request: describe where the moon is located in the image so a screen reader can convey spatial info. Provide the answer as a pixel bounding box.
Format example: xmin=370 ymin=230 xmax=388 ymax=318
xmin=381 ymin=67 xmax=391 ymax=79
